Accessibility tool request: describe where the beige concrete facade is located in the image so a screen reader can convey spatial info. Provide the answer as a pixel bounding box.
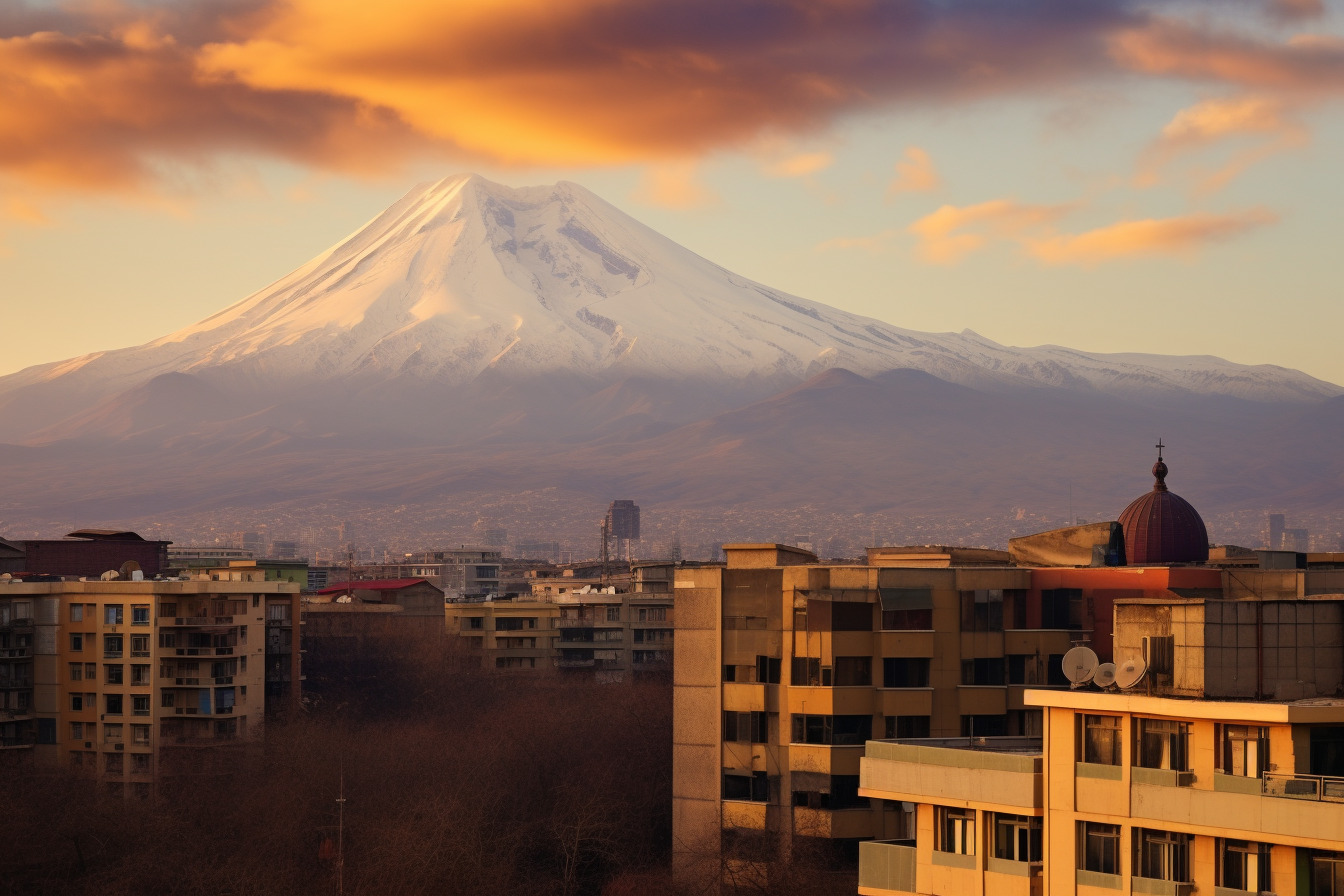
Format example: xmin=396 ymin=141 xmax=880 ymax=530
xmin=855 ymin=572 xmax=1344 ymax=896
xmin=0 ymin=565 xmax=299 ymax=795
xmin=670 ymin=544 xmax=1098 ymax=888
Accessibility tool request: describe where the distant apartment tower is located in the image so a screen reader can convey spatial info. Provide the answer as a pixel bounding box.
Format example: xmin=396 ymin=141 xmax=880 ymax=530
xmin=607 ymin=500 xmax=641 ymax=561
xmin=1268 ymin=513 xmax=1286 ymax=550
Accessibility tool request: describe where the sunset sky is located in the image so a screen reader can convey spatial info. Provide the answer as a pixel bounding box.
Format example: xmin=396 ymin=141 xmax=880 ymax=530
xmin=2 ymin=0 xmax=1342 ymax=385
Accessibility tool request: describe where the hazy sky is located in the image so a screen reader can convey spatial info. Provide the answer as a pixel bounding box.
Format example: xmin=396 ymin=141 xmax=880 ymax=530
xmin=2 ymin=0 xmax=1342 ymax=385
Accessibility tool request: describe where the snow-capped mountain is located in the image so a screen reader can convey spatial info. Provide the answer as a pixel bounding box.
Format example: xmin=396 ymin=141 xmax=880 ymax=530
xmin=2 ymin=174 xmax=1342 ymax=542
xmin=0 ymin=173 xmax=1336 ymax=444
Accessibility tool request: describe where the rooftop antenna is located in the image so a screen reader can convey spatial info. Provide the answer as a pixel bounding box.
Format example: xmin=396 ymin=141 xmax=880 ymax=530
xmin=1061 ymin=645 xmax=1099 ymax=688
xmin=1114 ymin=655 xmax=1148 ymax=690
xmin=1093 ymin=662 xmax=1117 ymax=689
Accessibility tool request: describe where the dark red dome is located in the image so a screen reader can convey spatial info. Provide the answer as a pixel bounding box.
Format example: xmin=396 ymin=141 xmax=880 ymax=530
xmin=1118 ymin=453 xmax=1208 ymax=565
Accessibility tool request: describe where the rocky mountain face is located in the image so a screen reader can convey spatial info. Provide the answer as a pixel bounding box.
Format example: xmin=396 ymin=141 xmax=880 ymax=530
xmin=1 ymin=174 xmax=1340 ymax=543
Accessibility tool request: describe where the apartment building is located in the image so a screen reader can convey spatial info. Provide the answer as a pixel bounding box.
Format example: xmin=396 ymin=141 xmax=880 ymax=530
xmin=0 ymin=563 xmax=299 ymax=795
xmin=670 ymin=542 xmax=1108 ymax=886
xmin=443 ymin=560 xmax=678 ymax=679
xmin=855 ymin=561 xmax=1344 ymax=896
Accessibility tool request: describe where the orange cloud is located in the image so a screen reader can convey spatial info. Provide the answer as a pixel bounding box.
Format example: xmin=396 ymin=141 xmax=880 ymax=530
xmin=907 ymin=200 xmax=1069 ymax=264
xmin=0 ymin=0 xmax=1141 ymax=192
xmin=1026 ymin=209 xmax=1277 ymax=265
xmin=888 ymin=146 xmax=939 ymax=195
xmin=1137 ymin=94 xmax=1308 ymax=192
xmin=632 ymin=164 xmax=718 ymax=209
xmin=1110 ymin=16 xmax=1344 ymax=92
xmin=763 ymin=152 xmax=834 ymax=179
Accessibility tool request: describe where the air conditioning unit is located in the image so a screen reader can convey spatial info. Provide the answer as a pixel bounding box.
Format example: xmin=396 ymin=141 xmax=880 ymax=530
xmin=84 ymin=741 xmax=92 ymax=749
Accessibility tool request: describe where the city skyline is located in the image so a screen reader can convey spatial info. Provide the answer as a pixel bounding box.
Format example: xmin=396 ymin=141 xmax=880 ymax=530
xmin=2 ymin=1 xmax=1342 ymax=385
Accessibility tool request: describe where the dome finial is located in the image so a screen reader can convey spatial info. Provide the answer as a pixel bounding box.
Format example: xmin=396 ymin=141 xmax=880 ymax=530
xmin=1152 ymin=438 xmax=1168 ymax=492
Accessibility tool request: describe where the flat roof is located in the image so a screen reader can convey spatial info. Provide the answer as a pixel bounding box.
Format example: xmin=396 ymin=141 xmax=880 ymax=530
xmin=1026 ymin=687 xmax=1344 ymax=723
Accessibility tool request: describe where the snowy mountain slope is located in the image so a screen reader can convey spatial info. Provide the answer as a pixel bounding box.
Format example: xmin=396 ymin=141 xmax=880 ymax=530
xmin=0 ymin=173 xmax=1338 ymax=446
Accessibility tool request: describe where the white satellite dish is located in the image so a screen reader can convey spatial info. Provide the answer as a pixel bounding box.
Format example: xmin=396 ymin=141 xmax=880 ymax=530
xmin=1062 ymin=646 xmax=1099 ymax=686
xmin=1093 ymin=662 xmax=1117 ymax=689
xmin=1115 ymin=656 xmax=1148 ymax=690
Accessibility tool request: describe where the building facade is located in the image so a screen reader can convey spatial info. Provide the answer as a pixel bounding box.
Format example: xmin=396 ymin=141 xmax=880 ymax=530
xmin=0 ymin=563 xmax=299 ymax=795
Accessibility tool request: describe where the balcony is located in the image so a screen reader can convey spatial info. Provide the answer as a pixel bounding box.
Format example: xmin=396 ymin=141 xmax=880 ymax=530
xmin=791 ymin=806 xmax=874 ymax=839
xmin=1130 ymin=770 xmax=1344 ymax=844
xmin=858 ymin=840 xmax=916 ymax=895
xmin=1262 ymin=771 xmax=1344 ymax=802
xmin=860 ymin=739 xmax=1042 ymax=809
xmin=174 ymin=647 xmax=235 ymax=656
xmin=0 ymin=648 xmax=32 ymax=659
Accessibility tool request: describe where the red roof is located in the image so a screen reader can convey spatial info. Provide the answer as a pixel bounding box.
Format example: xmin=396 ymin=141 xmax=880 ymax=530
xmin=316 ymin=578 xmax=435 ymax=594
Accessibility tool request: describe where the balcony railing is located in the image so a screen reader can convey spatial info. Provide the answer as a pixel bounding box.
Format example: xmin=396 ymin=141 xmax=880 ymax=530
xmin=859 ymin=840 xmax=917 ymax=894
xmin=1263 ymin=772 xmax=1344 ymax=802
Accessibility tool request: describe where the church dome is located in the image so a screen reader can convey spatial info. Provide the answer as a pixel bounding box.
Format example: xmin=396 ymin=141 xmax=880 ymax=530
xmin=1117 ymin=445 xmax=1208 ymax=565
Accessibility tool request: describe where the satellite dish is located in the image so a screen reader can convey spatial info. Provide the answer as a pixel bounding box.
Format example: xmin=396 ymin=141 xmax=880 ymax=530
xmin=1115 ymin=656 xmax=1148 ymax=689
xmin=1093 ymin=663 xmax=1117 ymax=689
xmin=1062 ymin=646 xmax=1099 ymax=686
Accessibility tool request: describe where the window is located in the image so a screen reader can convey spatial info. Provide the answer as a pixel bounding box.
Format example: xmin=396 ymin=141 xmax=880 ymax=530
xmin=756 ymin=655 xmax=781 ymax=684
xmin=103 ymin=723 xmax=123 ymax=743
xmin=71 ymin=721 xmax=84 ymax=740
xmin=86 ymin=662 xmax=96 ymax=678
xmin=792 ymin=657 xmax=826 ymax=686
xmin=131 ymin=695 xmax=150 ymax=716
xmin=885 ymin=715 xmax=931 ymax=739
xmin=131 ymin=753 xmax=151 ymax=774
xmin=70 ymin=633 xmax=84 ymax=652
xmin=70 ymin=604 xmax=84 ymax=622
xmin=961 ymin=658 xmax=1005 ymax=686
xmin=606 ymin=607 xmax=620 ymax=621
xmin=960 ymin=590 xmax=1003 ymax=633
xmin=105 ymin=694 xmax=123 ymax=715
xmin=833 ymin=656 xmax=871 ymax=686
xmin=105 ymin=753 xmax=123 ymax=774
xmin=883 ymin=657 xmax=931 ymax=688
xmin=1041 ymin=588 xmax=1084 ymax=629
xmin=722 ymin=771 xmax=770 ymax=802
xmin=879 ymin=588 xmax=933 ymax=630
xmin=1219 ymin=839 xmax=1271 ymax=892
xmin=131 ymin=605 xmax=149 ymax=625
xmin=161 ymin=691 xmax=175 ymax=708
xmin=638 ymin=607 xmax=667 ymax=622
xmin=1219 ymin=725 xmax=1268 ymax=778
xmin=132 ymin=725 xmax=150 ymax=745
xmin=1082 ymin=715 xmax=1122 ymax=765
xmin=1135 ymin=829 xmax=1190 ymax=884
xmin=1137 ymin=718 xmax=1189 ymax=770
xmin=1312 ymin=850 xmax=1344 ymax=896
xmin=791 ymin=714 xmax=872 ymax=745
xmin=104 ymin=635 xmax=123 ymax=658
xmin=791 ymin=774 xmax=868 ymax=810
xmin=1079 ymin=822 xmax=1120 ymax=875
xmin=935 ymin=806 xmax=975 ymax=855
xmin=104 ymin=664 xmax=123 ymax=685
xmin=961 ymin=715 xmax=1007 ymax=736
xmin=104 ymin=605 xmax=123 ymax=625
xmin=69 ymin=663 xmax=83 ymax=682
xmin=71 ymin=693 xmax=94 ymax=711
xmin=495 ymin=617 xmax=535 ymax=631
xmin=466 ymin=617 xmax=483 ymax=630
xmin=131 ymin=635 xmax=150 ymax=657
xmin=160 ymin=602 xmax=176 ymax=617
xmin=993 ymin=814 xmax=1041 ymax=863
xmin=724 ymin=711 xmax=770 ymax=744
xmin=158 ymin=632 xmax=177 ymax=649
